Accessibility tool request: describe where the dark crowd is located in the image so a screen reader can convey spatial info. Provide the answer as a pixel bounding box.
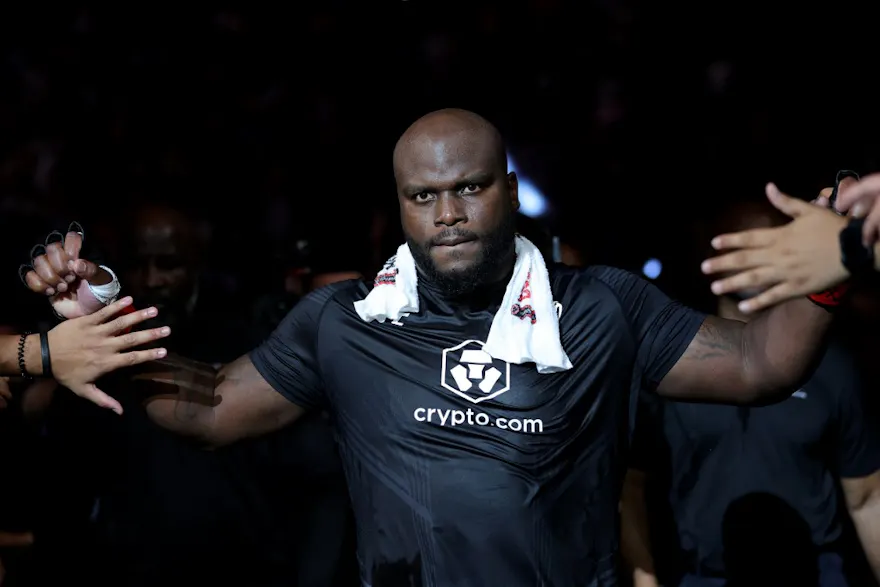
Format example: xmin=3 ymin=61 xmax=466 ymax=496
xmin=1 ymin=3 xmax=880 ymax=587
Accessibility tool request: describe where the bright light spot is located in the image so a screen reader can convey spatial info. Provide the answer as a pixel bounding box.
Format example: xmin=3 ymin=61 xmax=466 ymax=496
xmin=507 ymin=152 xmax=547 ymax=218
xmin=518 ymin=179 xmax=547 ymax=217
xmin=642 ymin=258 xmax=662 ymax=280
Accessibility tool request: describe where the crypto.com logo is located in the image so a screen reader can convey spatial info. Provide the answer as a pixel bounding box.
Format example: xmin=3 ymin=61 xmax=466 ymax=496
xmin=440 ymin=340 xmax=511 ymax=404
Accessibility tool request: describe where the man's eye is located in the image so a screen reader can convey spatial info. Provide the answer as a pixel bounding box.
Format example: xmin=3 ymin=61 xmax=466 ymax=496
xmin=414 ymin=193 xmax=434 ymax=203
xmin=461 ymin=184 xmax=480 ymax=194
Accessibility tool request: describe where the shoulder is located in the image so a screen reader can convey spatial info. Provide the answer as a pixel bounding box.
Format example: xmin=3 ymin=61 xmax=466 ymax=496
xmin=549 ymin=264 xmax=653 ymax=306
xmin=273 ymin=279 xmax=369 ymax=337
xmin=307 ymin=278 xmax=371 ymax=308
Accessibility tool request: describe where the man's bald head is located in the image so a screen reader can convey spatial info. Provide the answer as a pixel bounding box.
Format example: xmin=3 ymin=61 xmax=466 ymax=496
xmin=393 ymin=109 xmax=507 ymax=182
xmin=394 ymin=109 xmax=519 ymax=297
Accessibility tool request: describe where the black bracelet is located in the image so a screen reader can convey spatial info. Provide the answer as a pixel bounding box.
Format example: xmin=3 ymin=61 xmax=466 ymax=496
xmin=17 ymin=332 xmax=33 ymax=380
xmin=39 ymin=331 xmax=52 ymax=378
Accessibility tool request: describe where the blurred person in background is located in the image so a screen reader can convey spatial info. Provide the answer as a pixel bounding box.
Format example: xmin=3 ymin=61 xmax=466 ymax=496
xmin=95 ymin=201 xmax=353 ymax=586
xmin=621 ymin=197 xmax=880 ymax=587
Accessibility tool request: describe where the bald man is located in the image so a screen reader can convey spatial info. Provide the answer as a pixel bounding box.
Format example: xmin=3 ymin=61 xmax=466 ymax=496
xmin=26 ymin=109 xmax=839 ymax=587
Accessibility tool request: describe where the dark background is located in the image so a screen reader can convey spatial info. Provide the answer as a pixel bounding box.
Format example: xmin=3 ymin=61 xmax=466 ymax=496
xmin=0 ymin=1 xmax=876 ymax=305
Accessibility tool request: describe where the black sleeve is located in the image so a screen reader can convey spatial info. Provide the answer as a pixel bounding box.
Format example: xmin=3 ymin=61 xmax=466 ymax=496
xmin=824 ymin=349 xmax=880 ymax=479
xmin=249 ymin=283 xmax=349 ymax=411
xmin=589 ymin=266 xmax=706 ymax=390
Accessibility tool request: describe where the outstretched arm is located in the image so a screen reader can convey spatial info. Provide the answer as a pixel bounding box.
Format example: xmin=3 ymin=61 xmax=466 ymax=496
xmin=658 ymin=184 xmax=838 ymax=403
xmin=658 ymin=300 xmax=830 ymax=402
xmin=130 ymin=353 xmax=304 ymax=448
xmin=128 ymin=278 xmax=338 ymax=447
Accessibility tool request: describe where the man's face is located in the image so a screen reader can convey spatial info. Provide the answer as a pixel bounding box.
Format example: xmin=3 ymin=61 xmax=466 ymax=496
xmin=396 ymin=134 xmax=519 ymax=297
xmin=124 ymin=219 xmax=196 ymax=326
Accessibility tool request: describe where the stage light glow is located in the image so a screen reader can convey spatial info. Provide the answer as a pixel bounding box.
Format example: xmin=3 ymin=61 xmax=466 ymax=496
xmin=507 ymin=153 xmax=548 ymax=218
xmin=642 ymin=258 xmax=662 ymax=280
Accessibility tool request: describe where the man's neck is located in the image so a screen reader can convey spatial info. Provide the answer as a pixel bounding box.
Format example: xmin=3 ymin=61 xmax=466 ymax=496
xmin=718 ymin=296 xmax=751 ymax=323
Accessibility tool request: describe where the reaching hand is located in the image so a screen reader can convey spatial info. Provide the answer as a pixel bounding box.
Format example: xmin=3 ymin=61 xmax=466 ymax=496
xmin=19 ymin=222 xmax=109 ymax=319
xmin=45 ymin=297 xmax=170 ymax=414
xmin=701 ymin=183 xmax=848 ymax=313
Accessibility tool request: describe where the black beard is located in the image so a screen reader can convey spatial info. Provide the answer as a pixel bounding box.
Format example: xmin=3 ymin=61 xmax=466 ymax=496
xmin=407 ymin=214 xmax=516 ymax=299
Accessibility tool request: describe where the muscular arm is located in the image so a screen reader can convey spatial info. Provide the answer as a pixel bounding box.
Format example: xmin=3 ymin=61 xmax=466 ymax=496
xmin=130 ymin=353 xmax=305 ymax=448
xmin=657 ymin=298 xmax=831 ymax=403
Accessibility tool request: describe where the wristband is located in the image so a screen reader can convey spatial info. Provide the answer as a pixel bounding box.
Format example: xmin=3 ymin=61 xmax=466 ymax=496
xmin=17 ymin=333 xmax=33 ymax=380
xmin=39 ymin=331 xmax=52 ymax=377
xmin=807 ymin=283 xmax=850 ymax=310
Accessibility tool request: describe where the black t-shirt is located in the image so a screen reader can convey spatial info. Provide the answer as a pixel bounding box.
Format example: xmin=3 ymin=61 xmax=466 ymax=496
xmin=250 ymin=265 xmax=704 ymax=587
xmin=630 ymin=343 xmax=880 ymax=577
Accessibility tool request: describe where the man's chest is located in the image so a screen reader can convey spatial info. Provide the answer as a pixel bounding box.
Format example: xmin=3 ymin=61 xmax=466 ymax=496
xmin=319 ymin=312 xmax=635 ymax=465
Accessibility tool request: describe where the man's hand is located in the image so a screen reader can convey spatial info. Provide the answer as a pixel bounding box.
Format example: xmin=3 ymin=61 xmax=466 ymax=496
xmin=701 ymin=183 xmax=848 ymax=313
xmin=19 ymin=222 xmax=108 ymax=319
xmin=836 ymin=173 xmax=880 ymax=246
xmin=45 ymin=297 xmax=170 ymax=414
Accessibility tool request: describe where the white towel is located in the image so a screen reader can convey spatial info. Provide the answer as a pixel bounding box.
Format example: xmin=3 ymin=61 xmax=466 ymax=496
xmin=354 ymin=235 xmax=572 ymax=374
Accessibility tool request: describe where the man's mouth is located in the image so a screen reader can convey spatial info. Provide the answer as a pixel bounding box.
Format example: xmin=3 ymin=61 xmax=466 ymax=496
xmin=433 ymin=236 xmax=477 ymax=248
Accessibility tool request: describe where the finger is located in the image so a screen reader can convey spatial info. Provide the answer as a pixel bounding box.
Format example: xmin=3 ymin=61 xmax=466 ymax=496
xmin=737 ymin=283 xmax=793 ymax=314
xmin=64 ymin=222 xmax=84 ymax=259
xmin=863 ymin=204 xmax=880 ymax=247
xmin=32 ymin=255 xmax=63 ymax=293
xmin=111 ymin=326 xmax=171 ymax=351
xmin=111 ymin=348 xmax=169 ymax=371
xmin=837 ymin=174 xmax=880 ymax=213
xmin=68 ymin=258 xmax=99 ymax=281
xmin=812 ymin=194 xmax=830 ymax=209
xmin=89 ymin=296 xmax=134 ymax=325
xmin=0 ymin=383 xmax=11 ymax=400
xmin=709 ymin=227 xmax=775 ymax=252
xmin=100 ymin=305 xmax=158 ymax=332
xmin=45 ymin=243 xmax=72 ymax=290
xmin=69 ymin=382 xmax=123 ymax=415
xmin=765 ymin=183 xmax=812 ymax=218
xmin=701 ymin=248 xmax=769 ymax=276
xmin=851 ymin=192 xmax=880 ymax=219
xmin=20 ymin=265 xmax=47 ymax=294
xmin=709 ymin=266 xmax=778 ymax=296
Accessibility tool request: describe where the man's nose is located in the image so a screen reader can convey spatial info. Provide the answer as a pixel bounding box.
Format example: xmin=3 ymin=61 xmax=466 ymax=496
xmin=434 ymin=193 xmax=468 ymax=227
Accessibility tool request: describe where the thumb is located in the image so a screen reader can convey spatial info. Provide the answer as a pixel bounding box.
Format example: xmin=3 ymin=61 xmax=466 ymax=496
xmin=71 ymin=382 xmax=124 ymax=415
xmin=766 ymin=182 xmax=811 ymax=218
xmin=68 ymin=258 xmax=100 ymax=281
